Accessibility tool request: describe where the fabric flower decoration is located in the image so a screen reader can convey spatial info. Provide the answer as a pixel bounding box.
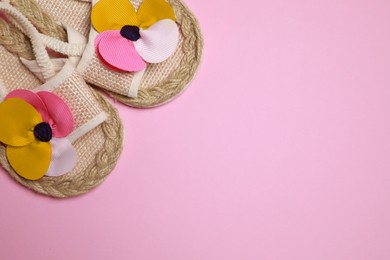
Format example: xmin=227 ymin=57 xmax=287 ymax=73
xmin=0 ymin=90 xmax=77 ymax=180
xmin=91 ymin=0 xmax=179 ymax=72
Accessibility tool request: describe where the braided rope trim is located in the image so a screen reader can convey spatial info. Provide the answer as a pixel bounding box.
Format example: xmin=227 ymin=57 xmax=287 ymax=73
xmin=11 ymin=0 xmax=68 ymax=41
xmin=0 ymin=18 xmax=34 ymax=60
xmin=0 ymin=90 xmax=124 ymax=198
xmin=9 ymin=0 xmax=203 ymax=108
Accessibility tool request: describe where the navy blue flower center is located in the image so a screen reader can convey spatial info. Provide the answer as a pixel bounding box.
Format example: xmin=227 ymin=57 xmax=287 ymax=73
xmin=120 ymin=25 xmax=141 ymax=41
xmin=34 ymin=122 xmax=52 ymax=142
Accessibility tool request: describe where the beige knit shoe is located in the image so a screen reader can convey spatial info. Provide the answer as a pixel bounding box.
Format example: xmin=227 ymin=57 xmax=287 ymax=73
xmin=9 ymin=0 xmax=203 ymax=108
xmin=0 ymin=4 xmax=124 ymax=198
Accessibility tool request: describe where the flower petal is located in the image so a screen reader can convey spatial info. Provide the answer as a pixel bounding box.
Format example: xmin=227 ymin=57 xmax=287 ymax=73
xmin=6 ymin=140 xmax=51 ymax=180
xmin=134 ymin=19 xmax=179 ymax=63
xmin=91 ymin=0 xmax=139 ymax=32
xmin=96 ymin=30 xmax=147 ymax=72
xmin=96 ymin=49 xmax=128 ymax=72
xmin=137 ymin=0 xmax=176 ymax=29
xmin=37 ymin=92 xmax=74 ymax=138
xmin=5 ymin=89 xmax=49 ymax=122
xmin=45 ymin=138 xmax=77 ymax=177
xmin=95 ymin=33 xmax=128 ymax=72
xmin=0 ymin=98 xmax=41 ymax=147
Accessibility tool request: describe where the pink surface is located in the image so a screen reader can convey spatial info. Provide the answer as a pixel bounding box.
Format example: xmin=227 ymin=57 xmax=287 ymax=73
xmin=1 ymin=0 xmax=390 ymax=259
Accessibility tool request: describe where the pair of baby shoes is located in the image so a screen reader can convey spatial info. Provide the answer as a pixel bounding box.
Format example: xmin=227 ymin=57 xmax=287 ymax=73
xmin=0 ymin=0 xmax=203 ymax=197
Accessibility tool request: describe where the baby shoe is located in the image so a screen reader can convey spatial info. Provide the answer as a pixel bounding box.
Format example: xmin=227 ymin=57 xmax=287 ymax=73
xmin=0 ymin=3 xmax=124 ymax=197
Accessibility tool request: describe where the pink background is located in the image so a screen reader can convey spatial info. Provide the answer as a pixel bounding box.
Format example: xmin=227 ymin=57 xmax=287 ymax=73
xmin=1 ymin=0 xmax=390 ymax=259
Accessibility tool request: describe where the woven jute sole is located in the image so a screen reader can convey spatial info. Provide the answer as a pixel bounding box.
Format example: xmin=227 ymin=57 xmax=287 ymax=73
xmin=0 ymin=43 xmax=124 ymax=198
xmin=11 ymin=0 xmax=203 ymax=108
